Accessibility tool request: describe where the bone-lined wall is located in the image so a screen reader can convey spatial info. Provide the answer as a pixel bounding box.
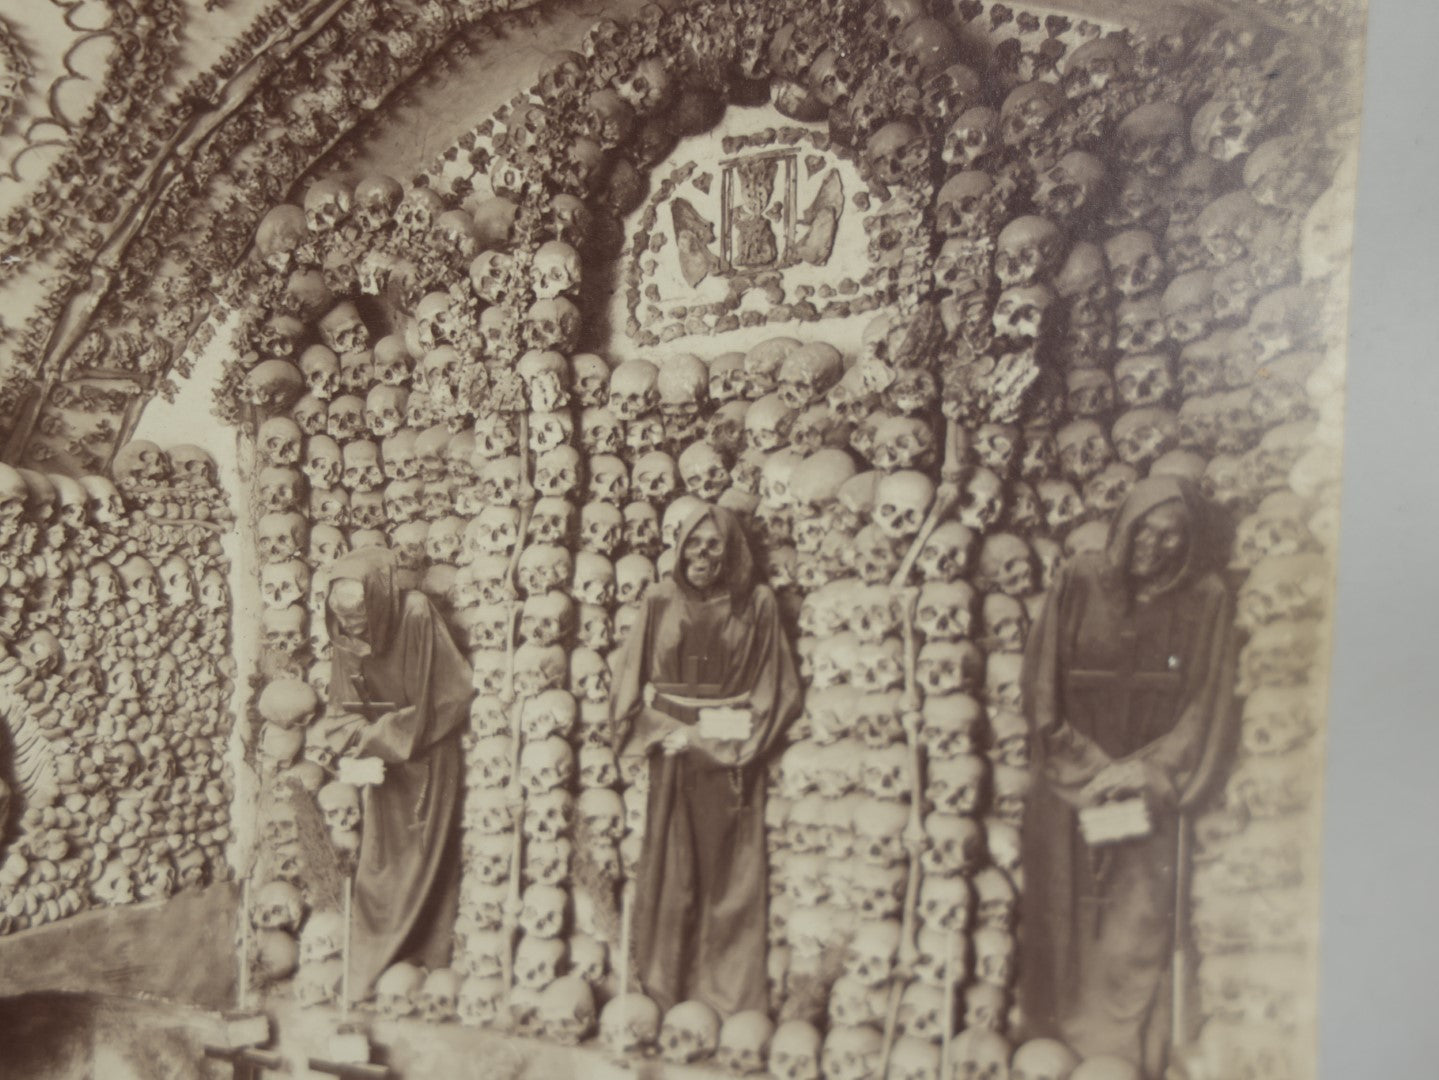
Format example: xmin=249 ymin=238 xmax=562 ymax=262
xmin=12 ymin=0 xmax=1352 ymax=1076
xmin=0 ymin=448 xmax=236 ymax=936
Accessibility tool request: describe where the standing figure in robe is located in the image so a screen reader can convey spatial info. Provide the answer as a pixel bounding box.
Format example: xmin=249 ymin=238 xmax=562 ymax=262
xmin=1019 ymin=477 xmax=1238 ymax=1075
xmin=609 ymin=505 xmax=802 ymax=1016
xmin=320 ymin=549 xmax=473 ymax=999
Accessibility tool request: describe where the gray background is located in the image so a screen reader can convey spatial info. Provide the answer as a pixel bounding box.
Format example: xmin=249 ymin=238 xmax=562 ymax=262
xmin=1321 ymin=1 xmax=1439 ymax=1074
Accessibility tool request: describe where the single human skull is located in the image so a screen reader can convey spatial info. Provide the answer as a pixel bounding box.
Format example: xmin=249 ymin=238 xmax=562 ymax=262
xmin=513 ymin=933 xmax=566 ymax=993
xmin=994 ymin=217 xmax=1063 ymax=288
xmin=1112 ymin=407 xmax=1180 ymax=470
xmin=1105 ymin=229 xmax=1166 ymax=300
xmin=534 ymin=446 xmax=581 ymax=501
xmin=317 ymin=302 xmax=369 ymax=356
xmin=587 ymin=455 xmax=630 ymax=506
xmin=959 ymin=467 xmax=1007 ymax=533
xmin=660 ymin=1000 xmax=722 ymax=1064
xmin=915 ymin=521 xmax=974 ymax=583
xmin=324 ymin=395 xmax=364 ymax=443
xmin=601 ymin=993 xmax=663 ymax=1057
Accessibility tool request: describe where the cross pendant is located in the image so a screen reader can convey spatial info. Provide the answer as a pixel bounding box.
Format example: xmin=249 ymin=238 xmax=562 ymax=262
xmin=1067 ymin=630 xmax=1182 ymax=735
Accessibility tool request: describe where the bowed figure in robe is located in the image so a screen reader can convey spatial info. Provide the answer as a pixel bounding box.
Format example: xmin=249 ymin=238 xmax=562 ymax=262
xmin=319 ymin=549 xmax=473 ymax=999
xmin=609 ymin=505 xmax=803 ymax=1016
xmin=1018 ymin=477 xmax=1238 ymax=1075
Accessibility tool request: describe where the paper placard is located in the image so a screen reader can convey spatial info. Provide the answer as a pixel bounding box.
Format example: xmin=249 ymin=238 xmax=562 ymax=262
xmin=697 ymin=706 xmax=752 ymax=742
xmin=1079 ymin=797 xmax=1152 ymax=846
xmin=339 ymin=756 xmax=385 ymax=787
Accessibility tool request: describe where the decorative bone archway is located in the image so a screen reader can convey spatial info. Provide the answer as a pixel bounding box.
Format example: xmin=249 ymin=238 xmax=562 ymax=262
xmin=216 ymin=1 xmax=1347 ymax=1076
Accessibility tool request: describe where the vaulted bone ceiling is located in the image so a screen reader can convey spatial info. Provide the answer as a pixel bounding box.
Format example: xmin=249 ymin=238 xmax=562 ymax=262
xmin=0 ymin=0 xmax=1354 ymax=477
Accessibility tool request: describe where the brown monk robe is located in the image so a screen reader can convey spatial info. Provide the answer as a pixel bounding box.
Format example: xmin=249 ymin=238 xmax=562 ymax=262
xmin=610 ymin=505 xmax=803 ymax=1016
xmin=1019 ymin=477 xmax=1238 ymax=1074
xmin=322 ymin=548 xmax=473 ymax=998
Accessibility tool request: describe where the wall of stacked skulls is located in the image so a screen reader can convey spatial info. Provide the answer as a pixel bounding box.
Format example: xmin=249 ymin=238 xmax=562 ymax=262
xmin=214 ymin=0 xmax=1352 ymax=1076
xmin=0 ymin=448 xmax=236 ymax=935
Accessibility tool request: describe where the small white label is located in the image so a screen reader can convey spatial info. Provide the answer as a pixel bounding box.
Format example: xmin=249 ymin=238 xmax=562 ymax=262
xmin=339 ymin=756 xmax=385 ymax=786
xmin=698 ymin=706 xmax=752 ymax=742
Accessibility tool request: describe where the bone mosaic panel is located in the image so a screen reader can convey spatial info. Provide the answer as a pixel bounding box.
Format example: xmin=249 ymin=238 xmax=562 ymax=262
xmin=211 ymin=0 xmax=1351 ymax=1075
xmin=0 ymin=446 xmax=236 ymax=936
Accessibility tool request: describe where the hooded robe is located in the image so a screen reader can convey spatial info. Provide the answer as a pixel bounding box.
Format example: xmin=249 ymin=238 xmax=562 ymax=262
xmin=609 ymin=505 xmax=802 ymax=1016
xmin=323 ymin=549 xmax=473 ymax=998
xmin=1019 ymin=477 xmax=1238 ymax=1073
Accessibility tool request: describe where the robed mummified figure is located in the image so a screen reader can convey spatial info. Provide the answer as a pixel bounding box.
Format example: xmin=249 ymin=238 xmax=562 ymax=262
xmin=610 ymin=505 xmax=803 ymax=1015
xmin=320 ymin=549 xmax=473 ymax=998
xmin=1019 ymin=477 xmax=1238 ymax=1074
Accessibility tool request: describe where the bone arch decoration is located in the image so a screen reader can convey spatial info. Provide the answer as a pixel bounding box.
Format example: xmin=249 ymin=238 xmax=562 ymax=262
xmin=222 ymin=3 xmax=1346 ymax=1077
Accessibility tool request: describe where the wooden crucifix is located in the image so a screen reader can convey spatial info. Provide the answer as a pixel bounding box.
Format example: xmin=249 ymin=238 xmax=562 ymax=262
xmin=1065 ymin=628 xmax=1183 ymax=740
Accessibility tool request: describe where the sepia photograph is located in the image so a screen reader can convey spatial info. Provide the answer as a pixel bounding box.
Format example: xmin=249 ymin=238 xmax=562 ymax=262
xmin=0 ymin=0 xmax=1387 ymax=1076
